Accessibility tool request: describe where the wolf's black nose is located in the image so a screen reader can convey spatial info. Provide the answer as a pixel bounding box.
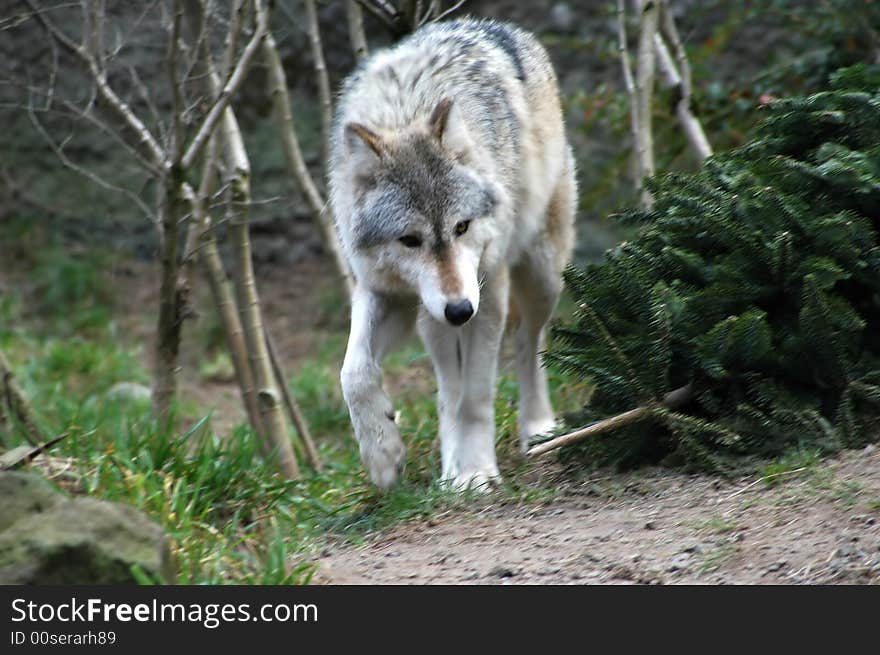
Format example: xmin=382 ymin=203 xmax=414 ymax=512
xmin=444 ymin=300 xmax=474 ymax=326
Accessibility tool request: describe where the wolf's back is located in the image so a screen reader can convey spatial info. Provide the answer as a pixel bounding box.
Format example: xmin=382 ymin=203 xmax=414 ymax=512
xmin=330 ymin=18 xmax=563 ymax=174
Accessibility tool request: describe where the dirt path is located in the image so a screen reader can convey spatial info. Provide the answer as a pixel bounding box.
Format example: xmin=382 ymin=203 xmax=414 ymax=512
xmin=317 ymin=445 xmax=880 ymax=584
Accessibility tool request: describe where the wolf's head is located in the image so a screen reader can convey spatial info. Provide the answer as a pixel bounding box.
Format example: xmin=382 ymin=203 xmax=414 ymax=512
xmin=342 ymin=98 xmax=505 ymax=326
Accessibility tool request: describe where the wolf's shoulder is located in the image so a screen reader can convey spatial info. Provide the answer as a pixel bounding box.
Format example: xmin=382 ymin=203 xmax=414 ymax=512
xmin=405 ymin=17 xmax=544 ymax=81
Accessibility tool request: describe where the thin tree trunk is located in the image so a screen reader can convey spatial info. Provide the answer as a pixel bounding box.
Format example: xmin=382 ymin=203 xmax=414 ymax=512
xmin=634 ymin=0 xmax=659 ymax=207
xmin=265 ymin=328 xmax=322 ymax=471
xmin=346 ymin=1 xmax=369 ymax=60
xmin=153 ymin=165 xmax=186 ymax=422
xmin=304 ymin=0 xmax=333 ymax=169
xmin=657 ymin=0 xmax=712 ymax=161
xmin=153 ymin=0 xmax=189 ymax=423
xmin=183 ymin=181 xmax=266 ymax=445
xmin=617 ymin=0 xmax=643 ymax=206
xmin=261 ymin=27 xmax=355 ymax=299
xmin=220 ymin=106 xmax=299 ymax=479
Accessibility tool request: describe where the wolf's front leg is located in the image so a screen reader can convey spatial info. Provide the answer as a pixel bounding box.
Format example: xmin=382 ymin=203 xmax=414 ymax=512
xmin=341 ymin=289 xmax=414 ymax=490
xmin=420 ymin=271 xmax=509 ymax=490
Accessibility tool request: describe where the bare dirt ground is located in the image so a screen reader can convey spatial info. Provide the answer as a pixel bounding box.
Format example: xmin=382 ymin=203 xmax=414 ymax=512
xmin=108 ymin=254 xmax=880 ymax=585
xmin=9 ymin=248 xmax=879 ymax=585
xmin=317 ymin=445 xmax=880 ymax=585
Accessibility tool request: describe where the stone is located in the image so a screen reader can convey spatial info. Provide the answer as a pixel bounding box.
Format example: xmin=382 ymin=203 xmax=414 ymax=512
xmin=549 ymin=3 xmax=576 ymax=34
xmin=0 ymin=471 xmax=62 ymax=532
xmin=0 ymin=472 xmax=172 ymax=584
xmin=106 ymin=382 xmax=152 ymax=403
xmin=488 ymin=565 xmax=517 ymax=579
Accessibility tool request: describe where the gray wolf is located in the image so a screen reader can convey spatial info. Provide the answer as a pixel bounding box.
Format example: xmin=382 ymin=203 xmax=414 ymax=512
xmin=330 ymin=18 xmax=576 ymax=490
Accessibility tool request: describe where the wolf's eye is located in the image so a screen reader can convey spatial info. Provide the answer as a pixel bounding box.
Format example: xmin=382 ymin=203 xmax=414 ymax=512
xmin=454 ymin=220 xmax=471 ymax=237
xmin=398 ymin=234 xmax=423 ymax=248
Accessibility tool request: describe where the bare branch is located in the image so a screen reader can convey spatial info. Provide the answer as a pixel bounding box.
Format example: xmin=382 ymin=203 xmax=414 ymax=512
xmin=27 ymin=95 xmax=154 ymax=221
xmin=432 ymin=0 xmax=469 ymax=23
xmin=81 ymin=0 xmax=105 ymax=70
xmin=261 ymin=24 xmax=355 ymax=299
xmin=58 ymin=98 xmax=161 ymax=179
xmin=356 ymin=0 xmax=402 ymax=31
xmin=1 ymin=2 xmax=81 ymax=33
xmin=657 ymin=0 xmax=712 ymax=161
xmin=180 ymin=0 xmax=267 ymax=169
xmin=304 ymin=0 xmax=333 ymax=169
xmin=0 ymin=433 xmax=70 ymax=471
xmin=127 ymin=64 xmax=166 ymax=145
xmin=41 ymin=25 xmax=60 ymax=111
xmin=23 ymin=0 xmax=167 ymax=169
xmin=0 ymin=167 xmax=83 ymax=221
xmin=527 ymin=384 xmax=693 ymax=457
xmin=169 ymin=0 xmax=186 ymax=161
xmin=222 ymin=0 xmax=246 ymax=78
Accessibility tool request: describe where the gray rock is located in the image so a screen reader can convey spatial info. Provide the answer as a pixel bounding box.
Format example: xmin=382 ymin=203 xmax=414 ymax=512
xmin=667 ymin=553 xmax=694 ymax=572
xmin=0 ymin=472 xmax=172 ymax=584
xmin=488 ymin=565 xmax=518 ymax=579
xmin=549 ymin=3 xmax=576 ymax=34
xmin=764 ymin=560 xmax=787 ymax=574
xmin=106 ymin=382 xmax=152 ymax=403
xmin=0 ymin=471 xmax=62 ymax=532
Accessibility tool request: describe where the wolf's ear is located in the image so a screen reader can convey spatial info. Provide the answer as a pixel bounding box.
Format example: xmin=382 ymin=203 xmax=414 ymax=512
xmin=345 ymin=122 xmax=385 ymax=160
xmin=429 ymin=98 xmax=454 ymax=142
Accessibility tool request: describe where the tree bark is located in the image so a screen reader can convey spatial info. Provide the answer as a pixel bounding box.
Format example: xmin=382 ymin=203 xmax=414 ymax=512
xmin=265 ymin=328 xmax=322 ymax=471
xmin=220 ymin=106 xmax=300 ymax=479
xmin=182 ymin=181 xmax=266 ymax=446
xmin=304 ymin=0 xmax=333 ymax=169
xmin=617 ymin=0 xmax=643 ymax=206
xmin=656 ymin=0 xmax=712 ymax=162
xmin=634 ymin=0 xmax=659 ymax=207
xmin=346 ymin=1 xmax=369 ymax=60
xmin=261 ymin=26 xmax=355 ymax=299
xmin=153 ymin=164 xmax=186 ymax=423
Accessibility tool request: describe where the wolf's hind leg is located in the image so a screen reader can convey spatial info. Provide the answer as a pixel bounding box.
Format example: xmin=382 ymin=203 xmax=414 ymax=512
xmin=341 ymin=289 xmax=415 ymax=490
xmin=512 ymin=165 xmax=576 ymax=452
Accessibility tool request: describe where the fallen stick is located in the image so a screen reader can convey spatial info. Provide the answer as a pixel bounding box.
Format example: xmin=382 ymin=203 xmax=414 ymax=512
xmin=527 ymin=383 xmax=693 ymax=457
xmin=0 ymin=432 xmax=70 ymax=471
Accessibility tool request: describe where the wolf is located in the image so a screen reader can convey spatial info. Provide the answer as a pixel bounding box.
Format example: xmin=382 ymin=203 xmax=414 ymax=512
xmin=329 ymin=18 xmax=576 ymax=491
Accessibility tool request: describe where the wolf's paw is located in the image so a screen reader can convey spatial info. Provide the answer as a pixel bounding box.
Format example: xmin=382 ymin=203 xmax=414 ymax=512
xmin=519 ymin=415 xmax=559 ymax=453
xmin=443 ymin=467 xmax=501 ymax=494
xmin=359 ymin=422 xmax=406 ymax=492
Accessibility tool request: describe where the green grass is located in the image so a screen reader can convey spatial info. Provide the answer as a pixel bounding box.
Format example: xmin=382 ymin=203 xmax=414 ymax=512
xmin=698 ymin=541 xmax=738 ymax=574
xmin=0 ymin=238 xmax=569 ymax=584
xmin=694 ymin=514 xmax=738 ymax=536
xmin=758 ymin=447 xmax=824 ymax=485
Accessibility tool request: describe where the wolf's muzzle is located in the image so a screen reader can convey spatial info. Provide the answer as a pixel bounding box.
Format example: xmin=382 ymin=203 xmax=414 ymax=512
xmin=444 ymin=300 xmax=474 ymax=326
